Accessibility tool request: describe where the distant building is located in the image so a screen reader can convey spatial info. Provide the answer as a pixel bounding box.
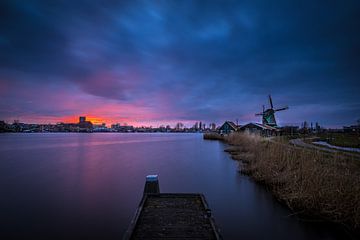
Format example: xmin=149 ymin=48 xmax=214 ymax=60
xmin=343 ymin=119 xmax=360 ymax=134
xmin=78 ymin=116 xmax=92 ymax=132
xmin=79 ymin=116 xmax=86 ymax=123
xmin=218 ymin=121 xmax=238 ymax=134
xmin=111 ymin=123 xmax=134 ymax=132
xmin=194 ymin=122 xmax=199 ymax=131
xmin=210 ymin=123 xmax=216 ymax=131
xmin=93 ymin=123 xmax=109 ymax=132
xmin=280 ymin=126 xmax=299 ymax=136
xmin=343 ymin=125 xmax=360 ymax=133
xmin=0 ymin=121 xmax=8 ymax=132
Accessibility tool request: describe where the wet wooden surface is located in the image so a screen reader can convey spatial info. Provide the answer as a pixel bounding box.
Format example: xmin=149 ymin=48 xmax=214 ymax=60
xmin=125 ymin=194 xmax=220 ymax=240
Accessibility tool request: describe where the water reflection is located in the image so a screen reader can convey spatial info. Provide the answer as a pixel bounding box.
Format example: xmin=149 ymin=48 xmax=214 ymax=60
xmin=0 ymin=133 xmax=351 ymax=239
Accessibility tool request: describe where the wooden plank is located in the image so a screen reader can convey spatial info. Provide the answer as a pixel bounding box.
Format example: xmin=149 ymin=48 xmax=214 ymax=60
xmin=122 ymin=195 xmax=148 ymax=240
xmin=124 ymin=194 xmax=222 ymax=240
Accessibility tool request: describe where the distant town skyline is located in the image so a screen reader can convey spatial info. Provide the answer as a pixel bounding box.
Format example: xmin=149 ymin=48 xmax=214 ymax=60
xmin=1 ymin=1 xmax=359 ymax=128
xmin=0 ymin=115 xmax=348 ymax=130
xmin=1 ymin=115 xmax=216 ymax=128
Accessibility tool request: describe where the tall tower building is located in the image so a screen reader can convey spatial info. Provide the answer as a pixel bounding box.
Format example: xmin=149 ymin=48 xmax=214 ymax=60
xmin=79 ymin=116 xmax=86 ymax=123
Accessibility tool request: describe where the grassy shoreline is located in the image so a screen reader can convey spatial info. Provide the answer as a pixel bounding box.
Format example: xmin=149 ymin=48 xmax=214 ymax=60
xmin=204 ymin=132 xmax=360 ymax=235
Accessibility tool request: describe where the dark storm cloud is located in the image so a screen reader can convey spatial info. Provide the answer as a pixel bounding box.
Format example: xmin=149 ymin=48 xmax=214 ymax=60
xmin=0 ymin=0 xmax=359 ymax=126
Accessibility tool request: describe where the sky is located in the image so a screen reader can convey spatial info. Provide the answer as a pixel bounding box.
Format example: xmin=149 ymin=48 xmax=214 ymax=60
xmin=0 ymin=0 xmax=359 ymax=127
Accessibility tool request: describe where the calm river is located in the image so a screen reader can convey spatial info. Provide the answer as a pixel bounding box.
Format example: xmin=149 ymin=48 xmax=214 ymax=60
xmin=0 ymin=133 xmax=350 ymax=239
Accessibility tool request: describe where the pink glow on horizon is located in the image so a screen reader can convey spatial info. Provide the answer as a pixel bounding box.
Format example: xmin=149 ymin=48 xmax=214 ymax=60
xmin=1 ymin=85 xmax=199 ymax=127
xmin=4 ymin=114 xmax=199 ymax=128
xmin=0 ymin=77 xmax=209 ymax=127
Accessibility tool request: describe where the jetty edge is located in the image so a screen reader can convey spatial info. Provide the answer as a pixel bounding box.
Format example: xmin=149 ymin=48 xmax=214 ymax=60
xmin=123 ymin=175 xmax=222 ymax=240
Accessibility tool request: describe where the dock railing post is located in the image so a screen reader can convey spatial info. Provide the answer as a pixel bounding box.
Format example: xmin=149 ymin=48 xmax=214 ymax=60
xmin=143 ymin=175 xmax=160 ymax=194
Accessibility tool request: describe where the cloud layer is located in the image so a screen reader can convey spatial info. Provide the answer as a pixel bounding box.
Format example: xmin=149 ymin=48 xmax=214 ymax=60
xmin=1 ymin=0 xmax=359 ymax=126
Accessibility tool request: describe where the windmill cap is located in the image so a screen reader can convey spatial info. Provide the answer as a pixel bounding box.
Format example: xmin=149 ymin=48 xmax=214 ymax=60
xmin=146 ymin=175 xmax=158 ymax=182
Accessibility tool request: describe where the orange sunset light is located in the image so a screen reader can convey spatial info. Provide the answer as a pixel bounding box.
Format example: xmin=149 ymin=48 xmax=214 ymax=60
xmin=60 ymin=116 xmax=115 ymax=125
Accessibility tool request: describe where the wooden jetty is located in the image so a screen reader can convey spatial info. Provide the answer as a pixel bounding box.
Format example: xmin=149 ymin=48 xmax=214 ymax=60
xmin=123 ymin=175 xmax=222 ymax=240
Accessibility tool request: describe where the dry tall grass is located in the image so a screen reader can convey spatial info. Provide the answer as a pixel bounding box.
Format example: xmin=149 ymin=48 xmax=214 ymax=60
xmin=224 ymin=132 xmax=360 ymax=231
xmin=203 ymin=132 xmax=224 ymax=140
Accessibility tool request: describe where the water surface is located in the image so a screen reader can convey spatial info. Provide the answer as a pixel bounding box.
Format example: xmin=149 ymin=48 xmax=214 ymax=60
xmin=0 ymin=133 xmax=351 ymax=239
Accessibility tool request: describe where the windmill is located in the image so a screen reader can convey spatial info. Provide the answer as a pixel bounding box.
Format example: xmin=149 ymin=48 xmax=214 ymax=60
xmin=255 ymin=95 xmax=288 ymax=127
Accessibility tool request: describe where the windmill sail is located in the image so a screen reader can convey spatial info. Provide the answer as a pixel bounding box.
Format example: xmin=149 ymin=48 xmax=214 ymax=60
xmin=269 ymin=95 xmax=274 ymax=109
xmin=275 ymin=106 xmax=289 ymax=112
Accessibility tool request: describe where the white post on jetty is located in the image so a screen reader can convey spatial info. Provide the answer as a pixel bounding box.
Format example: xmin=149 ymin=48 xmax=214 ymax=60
xmin=144 ymin=175 xmax=160 ymax=194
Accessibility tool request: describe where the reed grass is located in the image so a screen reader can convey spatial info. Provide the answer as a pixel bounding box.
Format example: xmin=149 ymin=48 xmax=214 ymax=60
xmin=223 ymin=132 xmax=360 ymax=231
xmin=203 ymin=132 xmax=224 ymax=140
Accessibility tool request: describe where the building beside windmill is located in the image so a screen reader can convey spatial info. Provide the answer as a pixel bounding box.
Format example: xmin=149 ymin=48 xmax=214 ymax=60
xmin=217 ymin=95 xmax=288 ymax=136
xmin=238 ymin=122 xmax=279 ymax=136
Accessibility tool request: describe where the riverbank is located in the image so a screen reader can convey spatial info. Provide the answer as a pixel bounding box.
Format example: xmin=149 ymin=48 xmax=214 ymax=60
xmin=204 ymin=132 xmax=360 ymax=236
xmin=289 ymin=138 xmax=360 ymax=159
xmin=315 ymin=132 xmax=360 ymax=148
xmin=312 ymin=141 xmax=360 ymax=153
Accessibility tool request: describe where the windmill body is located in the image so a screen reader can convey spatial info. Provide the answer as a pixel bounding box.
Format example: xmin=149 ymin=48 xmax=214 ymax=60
xmin=262 ymin=109 xmax=277 ymax=126
xmin=255 ymin=95 xmax=288 ymax=127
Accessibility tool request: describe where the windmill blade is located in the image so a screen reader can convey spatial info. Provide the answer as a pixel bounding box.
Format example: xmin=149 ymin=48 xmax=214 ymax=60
xmin=275 ymin=106 xmax=289 ymax=112
xmin=268 ymin=95 xmax=274 ymax=109
xmin=255 ymin=113 xmax=263 ymax=116
xmin=262 ymin=105 xmax=265 ymax=112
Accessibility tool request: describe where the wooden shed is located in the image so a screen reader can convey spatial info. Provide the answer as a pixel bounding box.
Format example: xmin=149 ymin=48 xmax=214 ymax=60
xmin=218 ymin=121 xmax=238 ymax=134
